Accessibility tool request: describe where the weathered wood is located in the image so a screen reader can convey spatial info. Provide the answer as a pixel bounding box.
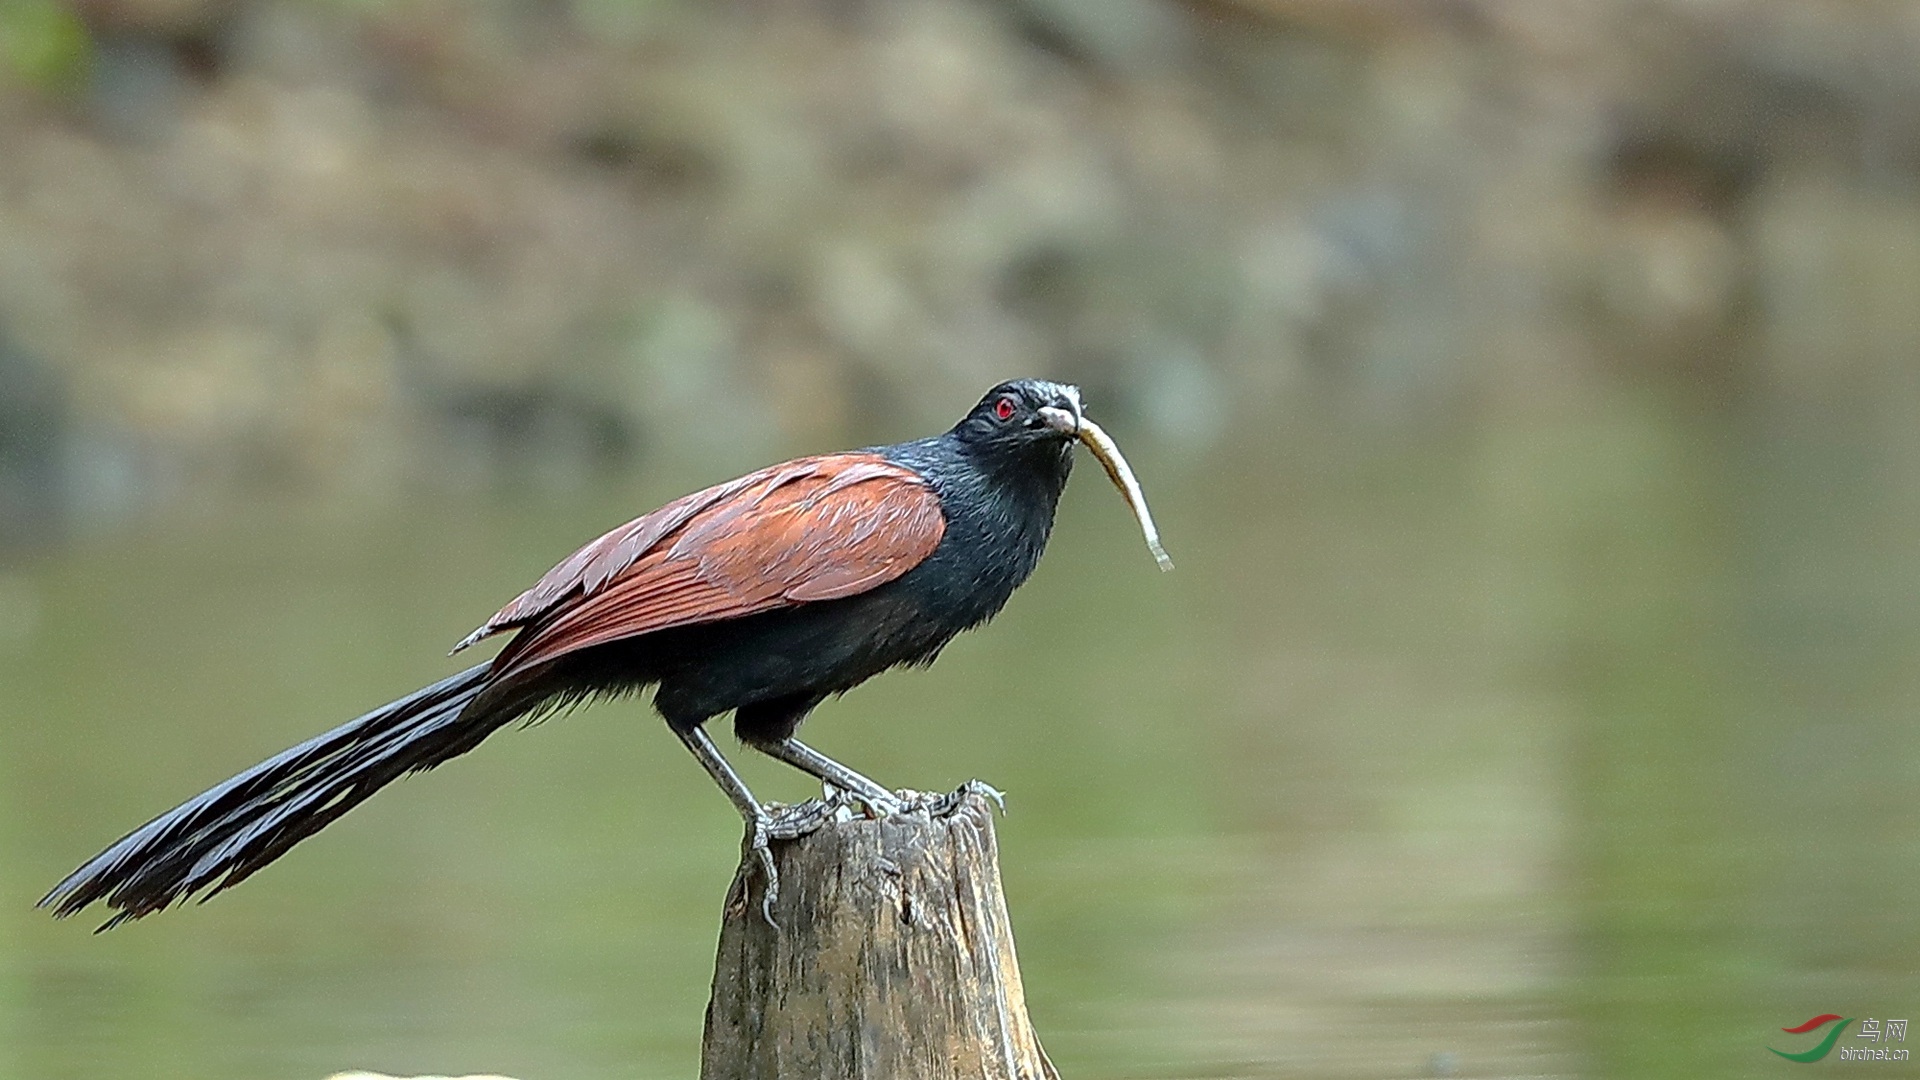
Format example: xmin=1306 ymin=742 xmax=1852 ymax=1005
xmin=701 ymin=786 xmax=1059 ymax=1080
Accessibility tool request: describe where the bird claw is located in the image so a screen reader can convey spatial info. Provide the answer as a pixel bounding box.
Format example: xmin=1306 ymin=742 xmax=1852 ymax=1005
xmin=737 ymin=794 xmax=862 ymax=926
xmin=742 ymin=813 xmax=780 ymax=928
xmin=962 ymin=779 xmax=1008 ymax=814
xmin=817 ymin=777 xmax=903 ymax=820
xmin=732 ymin=781 xmax=1005 ymax=927
xmin=904 ymin=780 xmax=1007 ymax=817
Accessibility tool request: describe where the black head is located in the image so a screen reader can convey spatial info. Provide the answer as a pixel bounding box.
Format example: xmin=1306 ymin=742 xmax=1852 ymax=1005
xmin=940 ymin=377 xmax=1174 ymax=574
xmin=951 ymin=379 xmax=1084 ymax=460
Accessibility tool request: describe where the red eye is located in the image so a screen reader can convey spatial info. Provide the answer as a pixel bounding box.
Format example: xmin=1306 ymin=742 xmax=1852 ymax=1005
xmin=994 ymin=396 xmax=1017 ymax=421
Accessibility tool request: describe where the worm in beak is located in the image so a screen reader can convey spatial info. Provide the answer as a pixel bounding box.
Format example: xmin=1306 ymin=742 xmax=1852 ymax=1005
xmin=1040 ymin=406 xmax=1173 ymax=571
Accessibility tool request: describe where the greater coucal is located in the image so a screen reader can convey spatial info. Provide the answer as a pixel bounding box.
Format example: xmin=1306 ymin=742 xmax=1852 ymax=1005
xmin=43 ymin=379 xmax=1169 ymax=927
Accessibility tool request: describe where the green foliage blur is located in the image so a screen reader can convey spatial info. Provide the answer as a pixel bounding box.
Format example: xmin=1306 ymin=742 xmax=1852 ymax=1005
xmin=0 ymin=0 xmax=88 ymax=92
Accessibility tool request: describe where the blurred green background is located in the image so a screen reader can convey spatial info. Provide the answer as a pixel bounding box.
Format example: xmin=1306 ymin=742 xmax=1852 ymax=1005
xmin=4 ymin=1 xmax=1920 ymax=1077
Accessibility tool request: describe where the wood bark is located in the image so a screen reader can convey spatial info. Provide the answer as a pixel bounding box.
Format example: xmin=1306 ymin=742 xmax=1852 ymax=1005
xmin=700 ymin=786 xmax=1059 ymax=1080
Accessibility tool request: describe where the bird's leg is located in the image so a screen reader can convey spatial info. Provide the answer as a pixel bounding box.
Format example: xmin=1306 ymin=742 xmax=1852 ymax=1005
xmin=747 ymin=737 xmax=904 ymax=817
xmin=674 ymin=725 xmax=781 ymax=926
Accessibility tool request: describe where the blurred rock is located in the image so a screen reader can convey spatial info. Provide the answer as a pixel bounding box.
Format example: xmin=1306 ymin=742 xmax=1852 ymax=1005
xmin=3 ymin=0 xmax=1920 ymax=509
xmin=77 ymin=0 xmax=236 ymax=139
xmin=991 ymin=0 xmax=1191 ymax=73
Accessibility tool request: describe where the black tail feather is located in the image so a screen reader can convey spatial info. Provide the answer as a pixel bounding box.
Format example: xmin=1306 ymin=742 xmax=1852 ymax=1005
xmin=41 ymin=663 xmax=504 ymax=929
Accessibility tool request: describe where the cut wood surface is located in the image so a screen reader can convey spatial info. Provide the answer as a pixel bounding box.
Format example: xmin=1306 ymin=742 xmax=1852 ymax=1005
xmin=701 ymin=784 xmax=1059 ymax=1080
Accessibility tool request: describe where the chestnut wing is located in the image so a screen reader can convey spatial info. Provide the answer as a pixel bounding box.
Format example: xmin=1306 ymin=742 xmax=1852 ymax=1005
xmin=461 ymin=454 xmax=946 ymax=676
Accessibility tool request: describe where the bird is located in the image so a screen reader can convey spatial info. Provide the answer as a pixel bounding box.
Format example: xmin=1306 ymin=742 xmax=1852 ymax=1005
xmin=42 ymin=378 xmax=1170 ymax=928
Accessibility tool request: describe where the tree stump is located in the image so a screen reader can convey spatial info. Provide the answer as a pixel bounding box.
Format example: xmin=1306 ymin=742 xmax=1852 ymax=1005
xmin=700 ymin=784 xmax=1059 ymax=1080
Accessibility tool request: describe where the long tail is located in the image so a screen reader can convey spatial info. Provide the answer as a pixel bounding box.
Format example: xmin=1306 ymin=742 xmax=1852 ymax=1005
xmin=42 ymin=662 xmax=514 ymax=929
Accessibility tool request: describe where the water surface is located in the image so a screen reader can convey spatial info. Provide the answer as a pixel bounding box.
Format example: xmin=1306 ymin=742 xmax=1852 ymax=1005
xmin=5 ymin=405 xmax=1919 ymax=1078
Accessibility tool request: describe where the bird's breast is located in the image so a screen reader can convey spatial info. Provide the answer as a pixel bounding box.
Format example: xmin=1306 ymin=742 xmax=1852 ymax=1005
xmin=877 ymin=436 xmax=1067 ymax=637
xmin=906 ymin=497 xmax=1055 ymax=632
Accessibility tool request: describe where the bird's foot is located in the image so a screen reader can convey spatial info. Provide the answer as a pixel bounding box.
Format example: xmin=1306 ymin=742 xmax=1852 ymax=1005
xmin=727 ymin=782 xmax=1004 ymax=926
xmin=964 ymin=779 xmax=1008 ymax=814
xmin=765 ymin=788 xmax=855 ymax=838
xmin=734 ymin=792 xmax=866 ymax=926
xmin=899 ymin=779 xmax=1007 ymax=817
xmin=739 ymin=812 xmax=780 ymax=928
xmin=854 ymin=789 xmax=906 ymax=820
xmin=815 ymin=778 xmax=904 ymax=820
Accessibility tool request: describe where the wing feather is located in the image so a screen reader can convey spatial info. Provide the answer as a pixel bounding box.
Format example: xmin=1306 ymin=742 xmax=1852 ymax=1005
xmin=461 ymin=454 xmax=945 ymax=676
